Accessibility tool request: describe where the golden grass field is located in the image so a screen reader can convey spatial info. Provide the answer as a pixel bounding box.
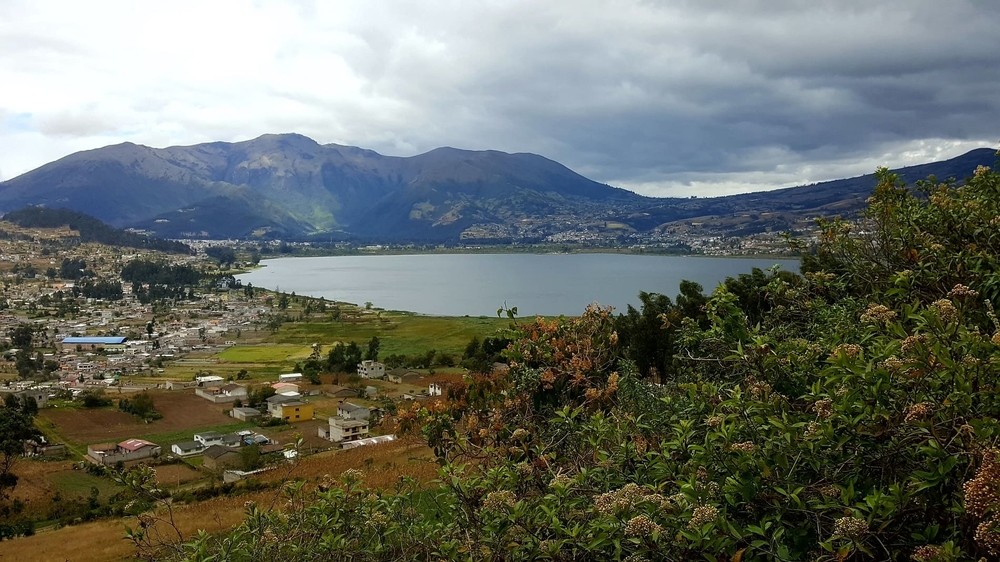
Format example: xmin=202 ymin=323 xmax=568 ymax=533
xmin=0 ymin=439 xmax=438 ymax=561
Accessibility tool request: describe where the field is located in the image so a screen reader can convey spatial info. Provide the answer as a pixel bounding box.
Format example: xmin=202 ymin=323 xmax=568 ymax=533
xmin=10 ymin=461 xmax=122 ymax=513
xmin=0 ymin=490 xmax=271 ymax=562
xmin=216 ymin=344 xmax=315 ymax=363
xmin=271 ymin=312 xmax=510 ymax=357
xmin=37 ymin=391 xmax=250 ymax=451
xmin=152 ymin=463 xmax=204 ymax=487
xmin=0 ymin=440 xmax=438 ymax=561
xmin=149 ymin=309 xmax=510 ymax=384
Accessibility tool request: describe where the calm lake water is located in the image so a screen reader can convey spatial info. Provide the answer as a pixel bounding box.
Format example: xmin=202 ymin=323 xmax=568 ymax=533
xmin=237 ymin=253 xmax=800 ymax=317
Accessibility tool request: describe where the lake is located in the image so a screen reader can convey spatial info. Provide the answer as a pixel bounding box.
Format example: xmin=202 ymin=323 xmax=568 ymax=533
xmin=237 ymin=253 xmax=800 ymax=317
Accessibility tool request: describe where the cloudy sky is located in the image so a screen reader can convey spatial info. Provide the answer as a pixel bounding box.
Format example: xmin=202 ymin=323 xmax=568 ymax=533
xmin=1 ymin=1 xmax=997 ymax=197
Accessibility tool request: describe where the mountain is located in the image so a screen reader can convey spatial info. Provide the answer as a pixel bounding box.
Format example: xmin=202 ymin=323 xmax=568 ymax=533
xmin=0 ymin=134 xmax=993 ymax=242
xmin=625 ymin=148 xmax=997 ymax=237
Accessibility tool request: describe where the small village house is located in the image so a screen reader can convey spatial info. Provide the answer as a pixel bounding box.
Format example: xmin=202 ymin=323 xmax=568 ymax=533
xmin=170 ymin=440 xmax=205 ymax=457
xmin=336 ymin=401 xmax=371 ymax=421
xmin=387 ymin=368 xmax=420 ymax=384
xmin=231 ymin=406 xmax=263 ymax=421
xmin=266 ymin=394 xmax=313 ymax=422
xmin=196 ymin=383 xmax=248 ymax=403
xmin=87 ymin=438 xmax=161 ymax=466
xmin=202 ymin=445 xmax=242 ymax=471
xmin=271 ymin=382 xmax=300 ymax=395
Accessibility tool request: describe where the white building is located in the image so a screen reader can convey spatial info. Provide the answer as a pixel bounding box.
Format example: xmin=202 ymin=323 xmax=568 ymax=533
xmin=195 ymin=375 xmax=225 ymax=387
xmin=357 ymin=360 xmax=385 ymax=380
xmin=318 ymin=417 xmax=370 ymax=443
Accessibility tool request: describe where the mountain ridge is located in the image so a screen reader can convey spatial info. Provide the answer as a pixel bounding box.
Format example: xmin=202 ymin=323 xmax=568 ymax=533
xmin=0 ymin=135 xmax=993 ymax=242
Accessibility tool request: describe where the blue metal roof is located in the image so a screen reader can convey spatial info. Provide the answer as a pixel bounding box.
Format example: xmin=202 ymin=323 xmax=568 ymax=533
xmin=61 ymin=336 xmax=128 ymax=344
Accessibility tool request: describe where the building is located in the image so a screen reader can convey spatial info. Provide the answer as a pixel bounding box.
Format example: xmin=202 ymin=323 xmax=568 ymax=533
xmin=324 ymin=386 xmax=359 ymax=399
xmin=170 ymin=440 xmax=205 ymax=457
xmin=319 ymin=417 xmax=370 ymax=443
xmin=266 ymin=394 xmax=313 ymax=422
xmin=0 ymin=387 xmax=50 ymax=409
xmin=336 ymin=402 xmax=371 ymax=421
xmin=429 ymin=382 xmax=444 ymax=397
xmin=357 ymin=360 xmax=385 ymax=380
xmin=194 ymin=432 xmax=225 ymax=447
xmin=196 ymin=383 xmax=248 ymax=403
xmin=271 ymin=382 xmax=300 ymax=395
xmin=194 ymin=432 xmax=242 ymax=448
xmin=278 ymin=373 xmax=303 ymax=383
xmin=231 ymin=407 xmax=263 ymax=421
xmin=195 ymin=375 xmax=225 ymax=388
xmin=88 ymin=438 xmax=161 ymax=466
xmin=203 ymin=445 xmax=243 ymax=471
xmin=387 ymin=368 xmax=421 ymax=384
xmin=60 ymin=336 xmax=128 ymax=352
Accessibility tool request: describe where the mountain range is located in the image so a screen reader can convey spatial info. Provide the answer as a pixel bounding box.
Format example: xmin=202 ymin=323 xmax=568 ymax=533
xmin=0 ymin=134 xmax=993 ymax=242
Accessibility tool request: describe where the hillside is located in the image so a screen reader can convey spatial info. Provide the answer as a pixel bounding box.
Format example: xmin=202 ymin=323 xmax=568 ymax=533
xmin=0 ymin=135 xmax=993 ymax=242
xmin=1 ymin=207 xmax=193 ymax=254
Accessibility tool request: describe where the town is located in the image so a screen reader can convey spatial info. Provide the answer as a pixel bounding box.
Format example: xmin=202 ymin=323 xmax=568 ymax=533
xmin=0 ymin=218 xmax=504 ymax=554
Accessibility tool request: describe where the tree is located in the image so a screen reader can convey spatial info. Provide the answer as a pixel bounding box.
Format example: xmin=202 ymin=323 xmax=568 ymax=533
xmin=463 ymin=336 xmax=481 ymax=359
xmin=80 ymin=389 xmax=112 ymax=408
xmin=205 ymin=246 xmax=237 ymax=268
xmin=327 ymin=343 xmax=347 ymax=372
xmin=615 ymin=291 xmax=675 ymax=380
xmin=0 ymin=408 xmax=41 ymax=501
xmin=240 ymin=444 xmax=262 ymax=471
xmin=344 ymin=342 xmax=363 ymax=373
xmin=15 ymin=350 xmax=35 ymax=379
xmin=9 ymin=324 xmax=33 ymax=349
xmin=119 ymin=392 xmax=158 ymax=420
xmin=366 ymin=336 xmax=381 ymax=362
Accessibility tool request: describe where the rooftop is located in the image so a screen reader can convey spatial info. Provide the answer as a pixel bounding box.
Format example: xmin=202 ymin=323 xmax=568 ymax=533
xmin=119 ymin=438 xmax=157 ymax=452
xmin=330 ymin=418 xmax=368 ymax=429
xmin=62 ymin=336 xmax=128 ymax=344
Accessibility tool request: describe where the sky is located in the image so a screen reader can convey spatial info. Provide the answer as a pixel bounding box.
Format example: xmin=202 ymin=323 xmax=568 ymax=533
xmin=1 ymin=0 xmax=997 ymax=197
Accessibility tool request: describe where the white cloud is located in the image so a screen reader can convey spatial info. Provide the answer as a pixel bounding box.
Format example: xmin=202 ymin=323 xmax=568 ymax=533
xmin=0 ymin=0 xmax=997 ymax=195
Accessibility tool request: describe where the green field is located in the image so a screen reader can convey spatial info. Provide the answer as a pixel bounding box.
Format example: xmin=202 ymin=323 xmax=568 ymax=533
xmin=147 ymin=302 xmax=515 ymax=383
xmin=50 ymin=471 xmax=122 ymax=499
xmin=271 ymin=313 xmax=511 ymax=357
